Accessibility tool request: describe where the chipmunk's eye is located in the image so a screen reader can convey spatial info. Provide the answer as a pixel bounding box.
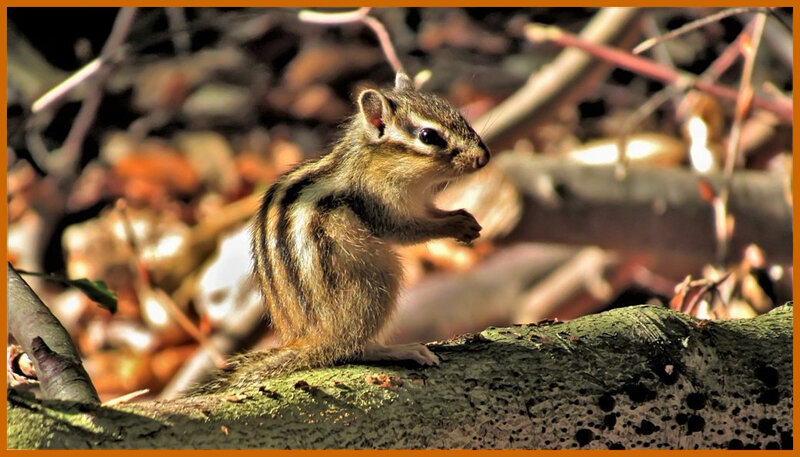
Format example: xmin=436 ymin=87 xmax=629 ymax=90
xmin=418 ymin=128 xmax=447 ymax=148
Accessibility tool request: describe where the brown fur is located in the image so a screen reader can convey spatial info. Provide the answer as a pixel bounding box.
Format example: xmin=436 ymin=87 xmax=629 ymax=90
xmin=190 ymin=73 xmax=489 ymax=395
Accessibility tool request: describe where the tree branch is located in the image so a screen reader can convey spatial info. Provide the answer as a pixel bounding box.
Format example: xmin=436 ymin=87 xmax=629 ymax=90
xmin=7 ymin=304 xmax=792 ymax=449
xmin=7 ymin=263 xmax=99 ymax=404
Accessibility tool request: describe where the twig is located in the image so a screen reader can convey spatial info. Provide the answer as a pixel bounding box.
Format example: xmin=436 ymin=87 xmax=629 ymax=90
xmin=298 ymin=7 xmax=405 ymax=74
xmin=24 ymin=129 xmax=54 ymax=172
xmin=7 ymin=263 xmax=100 ymax=403
xmin=681 ymin=272 xmax=733 ymax=317
xmin=49 ymin=84 xmax=105 ymax=179
xmin=102 ymin=388 xmax=150 ymax=406
xmin=722 ymin=15 xmax=767 ymax=180
xmin=29 ymin=8 xmax=269 ymax=116
xmin=702 ymin=19 xmax=755 ymax=81
xmin=165 ymin=7 xmax=191 ymax=55
xmin=45 ymin=7 xmax=138 ymax=183
xmin=361 ymin=15 xmax=405 ymax=74
xmin=525 ymin=23 xmax=792 ymax=122
xmin=615 ymin=88 xmax=676 ymax=176
xmin=298 ymin=7 xmax=370 ymax=24
xmin=640 ymin=13 xmax=675 ymax=67
xmin=716 ymin=12 xmax=767 ymax=264
xmin=761 ymin=81 xmax=791 ymax=105
xmin=158 ymin=286 xmax=267 ymax=399
xmin=32 ymin=7 xmax=137 ymax=114
xmin=115 ymin=201 xmax=228 ymax=369
xmin=633 ymin=7 xmax=769 ymax=54
xmin=31 ymin=59 xmax=105 ymax=113
xmin=473 ymin=8 xmax=644 ymax=147
xmin=616 ymin=13 xmax=677 ymax=173
xmin=617 ymin=18 xmax=757 ymax=174
xmin=151 ymin=287 xmax=228 ymax=369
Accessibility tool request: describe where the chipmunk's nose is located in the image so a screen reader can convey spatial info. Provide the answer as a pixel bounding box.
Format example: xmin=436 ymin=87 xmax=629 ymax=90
xmin=473 ymin=142 xmax=490 ymax=169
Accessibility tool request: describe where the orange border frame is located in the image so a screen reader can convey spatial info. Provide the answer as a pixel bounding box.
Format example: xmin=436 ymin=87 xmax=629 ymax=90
xmin=1 ymin=2 xmax=796 ymax=455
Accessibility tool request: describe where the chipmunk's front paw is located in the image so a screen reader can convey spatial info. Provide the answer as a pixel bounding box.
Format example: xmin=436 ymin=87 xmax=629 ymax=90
xmin=447 ymin=209 xmax=481 ymax=244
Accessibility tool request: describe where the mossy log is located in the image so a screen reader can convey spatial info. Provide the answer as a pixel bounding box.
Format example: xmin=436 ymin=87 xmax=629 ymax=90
xmin=7 ymin=304 xmax=793 ymax=449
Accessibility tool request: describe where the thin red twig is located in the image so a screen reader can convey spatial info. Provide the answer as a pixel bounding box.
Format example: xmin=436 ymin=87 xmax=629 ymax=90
xmin=361 ymin=15 xmax=404 ymax=74
xmin=525 ymin=24 xmax=792 ymax=122
xmin=716 ymin=12 xmax=767 ymax=263
xmin=703 ymin=19 xmax=756 ymax=82
xmin=298 ymin=8 xmax=405 ymax=74
xmin=617 ymin=18 xmax=757 ymax=172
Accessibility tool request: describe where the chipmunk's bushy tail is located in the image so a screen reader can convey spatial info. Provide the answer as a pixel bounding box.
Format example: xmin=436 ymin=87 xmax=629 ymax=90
xmin=185 ymin=345 xmax=335 ymax=396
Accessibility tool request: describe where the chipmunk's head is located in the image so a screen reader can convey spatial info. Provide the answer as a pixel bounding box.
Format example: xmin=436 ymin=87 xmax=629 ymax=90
xmin=355 ymin=72 xmax=490 ymax=182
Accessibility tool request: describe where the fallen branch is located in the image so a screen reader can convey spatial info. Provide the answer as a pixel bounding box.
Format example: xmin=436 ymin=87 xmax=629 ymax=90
xmin=515 ymin=247 xmax=617 ymax=323
xmin=8 ymin=304 xmax=792 ymax=449
xmin=386 ymin=243 xmax=580 ymax=344
xmin=496 ymin=154 xmax=792 ymax=268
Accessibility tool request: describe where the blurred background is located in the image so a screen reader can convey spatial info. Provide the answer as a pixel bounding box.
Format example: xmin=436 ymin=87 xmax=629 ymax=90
xmin=6 ymin=7 xmax=793 ymax=401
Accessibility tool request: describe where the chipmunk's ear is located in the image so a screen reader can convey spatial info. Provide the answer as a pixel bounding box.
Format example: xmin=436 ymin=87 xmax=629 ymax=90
xmin=357 ymin=89 xmax=394 ymax=140
xmin=395 ymin=72 xmax=414 ymax=91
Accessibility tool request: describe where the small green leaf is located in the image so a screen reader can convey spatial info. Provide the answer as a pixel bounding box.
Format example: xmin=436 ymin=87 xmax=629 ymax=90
xmin=17 ymin=269 xmax=118 ymax=313
xmin=65 ymin=278 xmax=118 ymax=314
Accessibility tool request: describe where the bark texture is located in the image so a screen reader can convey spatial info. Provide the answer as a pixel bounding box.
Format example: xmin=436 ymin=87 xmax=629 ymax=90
xmin=7 ymin=304 xmax=793 ymax=449
xmin=7 ymin=264 xmax=100 ymax=404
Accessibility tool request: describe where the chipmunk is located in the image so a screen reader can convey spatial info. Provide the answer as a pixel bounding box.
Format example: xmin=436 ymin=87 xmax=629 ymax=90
xmin=192 ymin=72 xmax=490 ymax=395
